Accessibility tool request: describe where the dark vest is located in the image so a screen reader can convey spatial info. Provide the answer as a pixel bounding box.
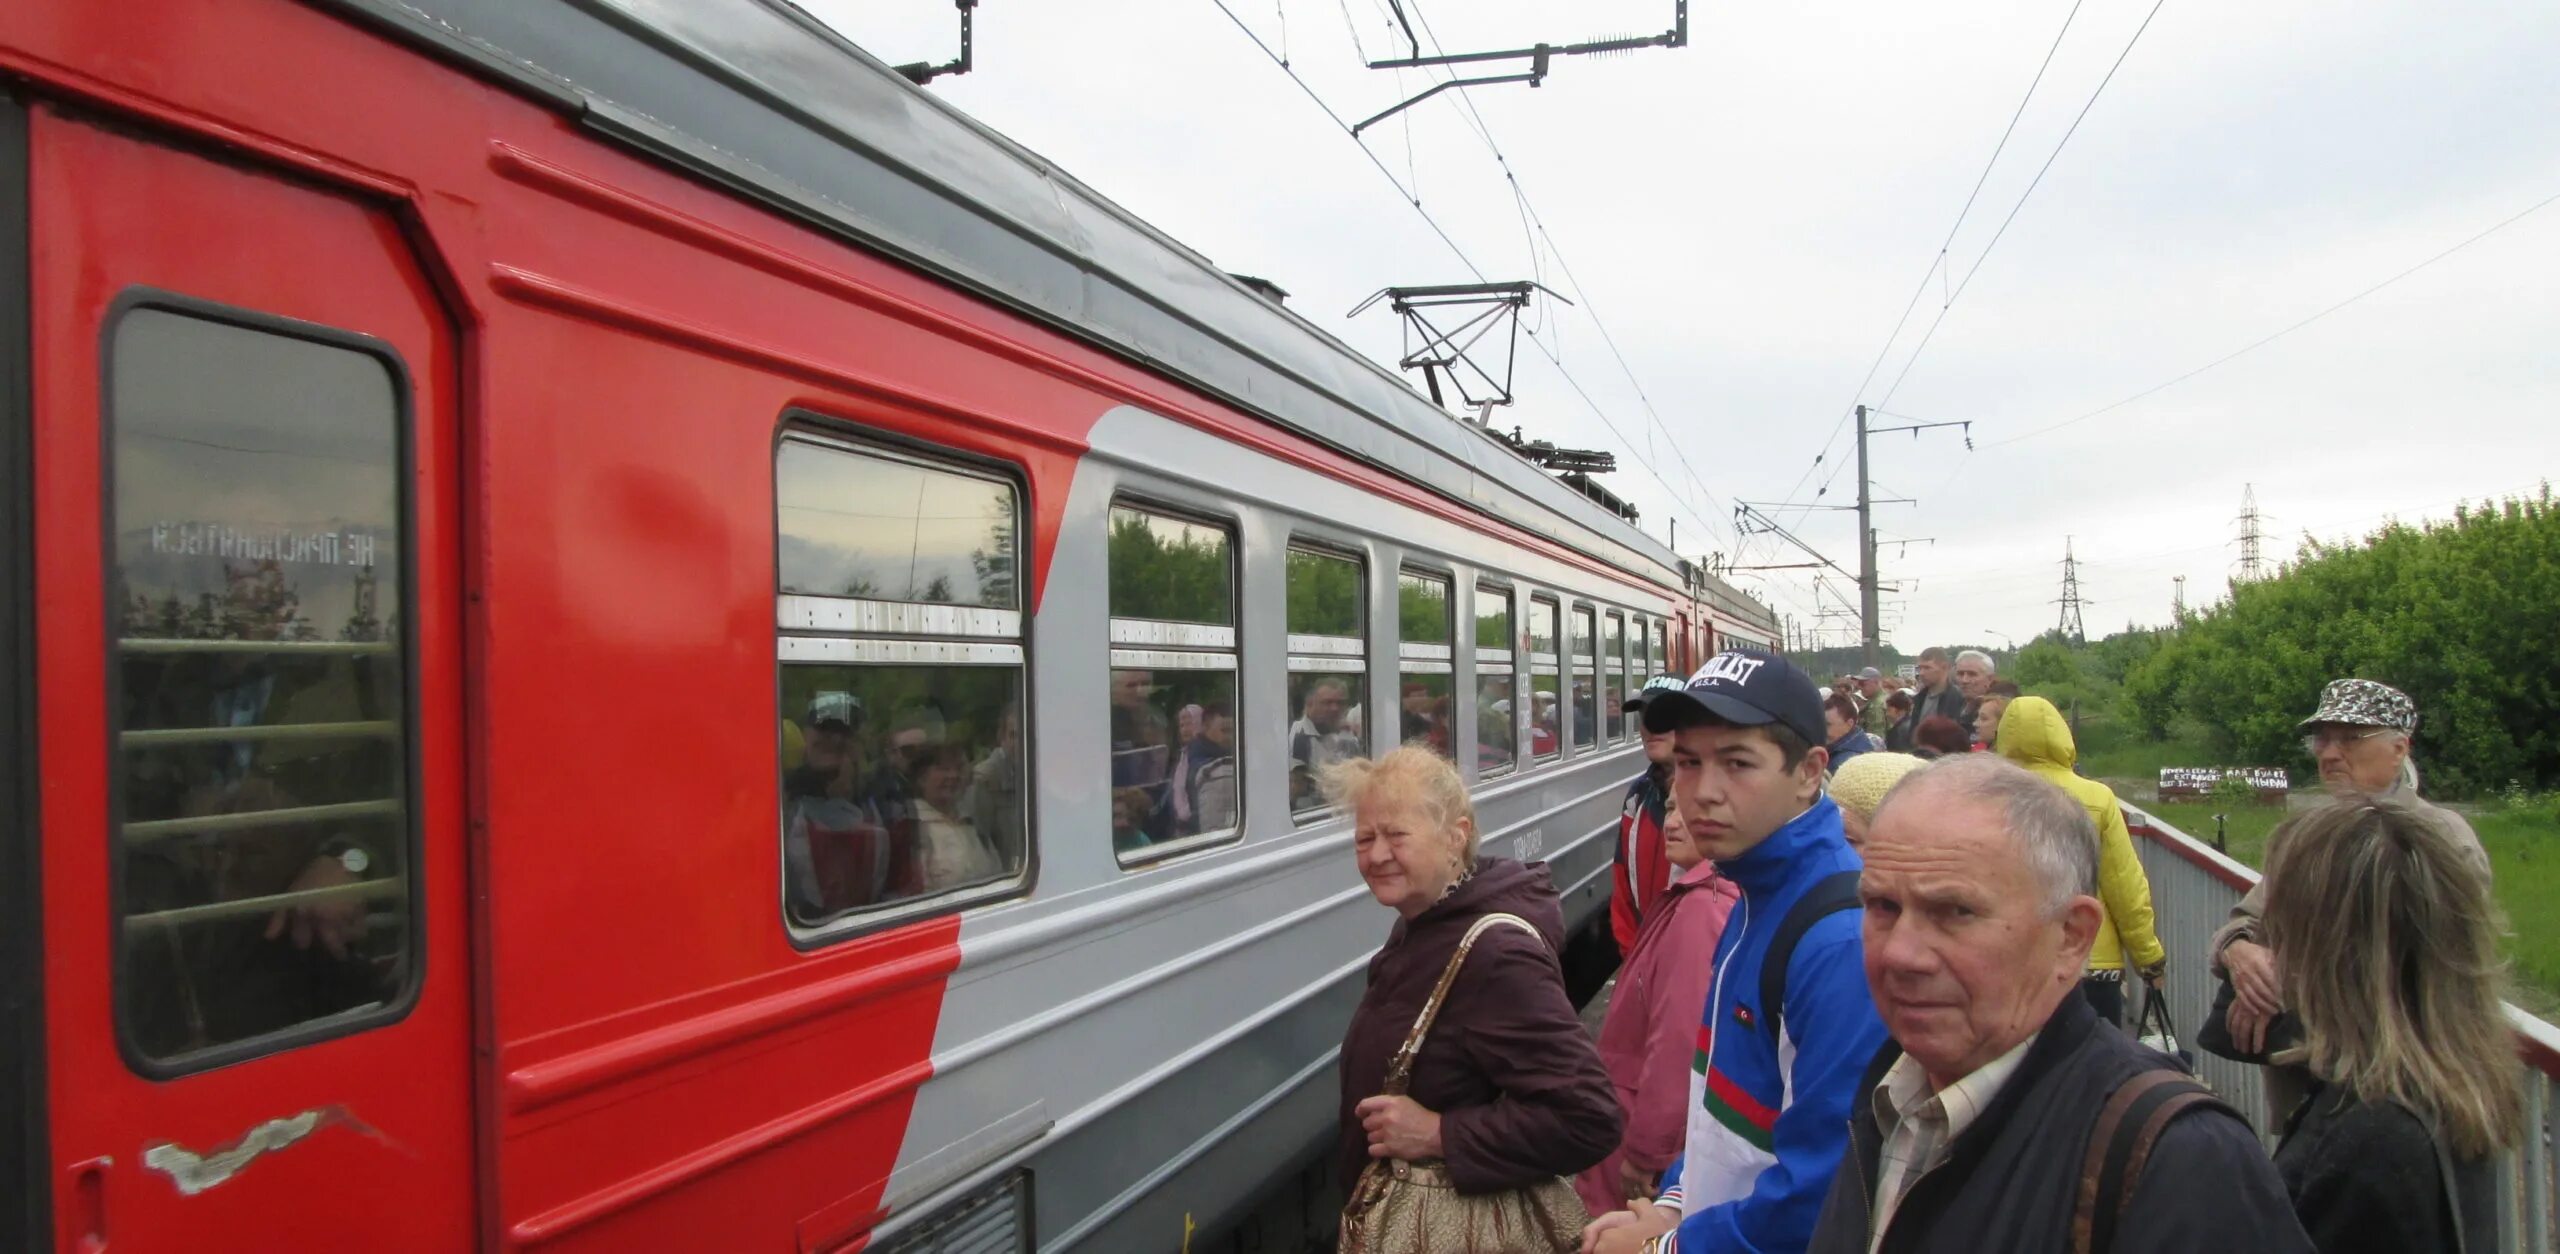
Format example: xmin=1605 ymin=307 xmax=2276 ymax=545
xmin=1808 ymin=994 xmax=2308 ymax=1254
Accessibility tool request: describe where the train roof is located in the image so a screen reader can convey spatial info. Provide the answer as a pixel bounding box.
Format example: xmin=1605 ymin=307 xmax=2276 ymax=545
xmin=317 ymin=0 xmax=1777 ymax=636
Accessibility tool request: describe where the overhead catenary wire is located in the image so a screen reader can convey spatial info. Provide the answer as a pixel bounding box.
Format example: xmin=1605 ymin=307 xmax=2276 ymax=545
xmin=1384 ymin=0 xmax=1550 ymax=329
xmin=1984 ymin=183 xmax=2560 ymax=448
xmin=1816 ymin=0 xmax=2160 ymax=508
xmin=1868 ymin=0 xmax=2171 ymax=414
xmin=1756 ymin=0 xmax=2091 ymax=550
xmin=1206 ymin=0 xmax=1749 ymax=564
xmin=1830 ymin=0 xmax=2169 ymax=615
xmin=1870 ymin=177 xmax=2560 ymax=468
xmin=1375 ymin=0 xmax=1741 ymax=557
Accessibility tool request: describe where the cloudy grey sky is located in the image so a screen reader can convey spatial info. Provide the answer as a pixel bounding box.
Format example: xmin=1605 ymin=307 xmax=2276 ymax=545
xmin=806 ymin=0 xmax=2560 ymax=655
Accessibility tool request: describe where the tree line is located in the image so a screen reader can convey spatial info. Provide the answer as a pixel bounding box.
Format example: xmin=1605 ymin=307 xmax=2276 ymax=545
xmin=2101 ymin=486 xmax=2556 ymax=798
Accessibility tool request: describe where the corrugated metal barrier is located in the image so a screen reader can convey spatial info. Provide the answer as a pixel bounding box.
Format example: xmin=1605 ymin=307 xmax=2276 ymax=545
xmin=2123 ymin=801 xmax=2560 ymax=1252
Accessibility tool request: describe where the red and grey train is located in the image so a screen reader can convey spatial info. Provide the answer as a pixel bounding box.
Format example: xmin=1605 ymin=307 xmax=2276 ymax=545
xmin=0 ymin=2 xmax=1779 ymax=1250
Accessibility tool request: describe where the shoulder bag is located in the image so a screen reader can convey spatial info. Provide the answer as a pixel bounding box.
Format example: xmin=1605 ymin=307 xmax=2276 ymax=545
xmin=1337 ymin=912 xmax=1590 ymax=1254
xmin=2132 ymin=983 xmax=2193 ymax=1070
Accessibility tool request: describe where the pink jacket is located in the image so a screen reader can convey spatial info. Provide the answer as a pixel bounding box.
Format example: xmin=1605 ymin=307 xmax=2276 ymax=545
xmin=1573 ymin=858 xmax=1738 ymax=1218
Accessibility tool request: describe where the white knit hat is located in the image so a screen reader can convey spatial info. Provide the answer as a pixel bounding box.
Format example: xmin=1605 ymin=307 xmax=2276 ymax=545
xmin=1829 ymin=752 xmax=1928 ymax=824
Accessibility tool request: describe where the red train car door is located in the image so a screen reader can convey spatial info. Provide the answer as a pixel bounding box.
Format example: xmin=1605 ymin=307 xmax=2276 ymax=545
xmin=26 ymin=110 xmax=474 ymax=1248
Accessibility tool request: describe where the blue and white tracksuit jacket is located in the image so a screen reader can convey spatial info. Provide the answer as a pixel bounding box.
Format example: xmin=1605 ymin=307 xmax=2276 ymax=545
xmin=1657 ymin=796 xmax=1886 ymax=1252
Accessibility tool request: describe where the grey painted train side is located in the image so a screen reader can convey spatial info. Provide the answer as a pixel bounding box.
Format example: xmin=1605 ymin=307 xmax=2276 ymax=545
xmin=311 ymin=0 xmax=1776 ymax=641
xmin=864 ymin=406 xmax=1667 ymax=1250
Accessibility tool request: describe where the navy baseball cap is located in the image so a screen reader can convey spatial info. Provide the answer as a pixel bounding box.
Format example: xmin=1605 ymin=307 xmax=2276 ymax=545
xmin=1640 ymin=648 xmax=1828 ymax=745
xmin=1622 ymin=674 xmax=1688 ymax=713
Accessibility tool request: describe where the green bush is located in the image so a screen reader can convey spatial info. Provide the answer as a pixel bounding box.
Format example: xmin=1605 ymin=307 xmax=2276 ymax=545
xmin=2122 ymin=487 xmax=2560 ymax=799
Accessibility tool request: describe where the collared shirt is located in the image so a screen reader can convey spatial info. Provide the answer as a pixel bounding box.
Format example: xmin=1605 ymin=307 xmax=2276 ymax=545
xmin=1865 ymin=1032 xmax=2038 ymax=1254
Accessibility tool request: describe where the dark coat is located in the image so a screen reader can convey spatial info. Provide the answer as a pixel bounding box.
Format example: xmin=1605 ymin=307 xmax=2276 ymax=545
xmin=1890 ymin=683 xmax=1967 ymax=753
xmin=1807 ymin=993 xmax=2313 ymax=1254
xmin=2276 ymin=1080 xmax=2497 ymax=1254
xmin=1336 ymin=857 xmax=1623 ymax=1193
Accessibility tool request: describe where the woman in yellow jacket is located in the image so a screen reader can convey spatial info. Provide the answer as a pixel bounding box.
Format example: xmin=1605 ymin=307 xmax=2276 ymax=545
xmin=1996 ymin=696 xmax=2168 ymax=1024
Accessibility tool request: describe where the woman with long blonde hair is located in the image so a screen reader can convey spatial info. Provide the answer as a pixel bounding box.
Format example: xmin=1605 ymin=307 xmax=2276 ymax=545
xmin=2259 ymin=796 xmax=2518 ymax=1253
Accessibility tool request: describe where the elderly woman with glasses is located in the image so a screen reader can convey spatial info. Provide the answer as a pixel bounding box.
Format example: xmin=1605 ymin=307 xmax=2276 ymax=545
xmin=2210 ymin=679 xmax=2489 ymax=1117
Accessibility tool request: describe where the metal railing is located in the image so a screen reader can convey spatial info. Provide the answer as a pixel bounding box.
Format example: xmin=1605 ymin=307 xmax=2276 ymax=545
xmin=2123 ymin=800 xmax=2560 ymax=1252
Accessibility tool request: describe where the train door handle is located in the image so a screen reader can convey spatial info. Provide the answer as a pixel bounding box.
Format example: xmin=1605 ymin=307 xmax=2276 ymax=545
xmin=67 ymin=1157 xmax=109 ymax=1254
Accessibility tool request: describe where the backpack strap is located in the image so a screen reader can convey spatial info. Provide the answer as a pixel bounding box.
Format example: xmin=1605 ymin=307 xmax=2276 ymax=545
xmin=1758 ymin=870 xmax=1864 ymax=1043
xmin=1379 ymin=912 xmax=1542 ymax=1097
xmin=2073 ymin=1068 xmax=2237 ymax=1254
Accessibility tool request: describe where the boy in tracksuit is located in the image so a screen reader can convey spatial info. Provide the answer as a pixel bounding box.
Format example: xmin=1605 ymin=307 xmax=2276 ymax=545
xmin=1584 ymin=649 xmax=1887 ymax=1254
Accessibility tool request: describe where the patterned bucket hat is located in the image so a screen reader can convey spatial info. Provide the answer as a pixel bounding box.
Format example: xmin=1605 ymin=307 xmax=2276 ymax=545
xmin=2299 ymin=678 xmax=2417 ymax=732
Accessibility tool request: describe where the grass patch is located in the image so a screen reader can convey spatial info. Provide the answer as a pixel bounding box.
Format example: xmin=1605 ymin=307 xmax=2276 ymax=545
xmin=2074 ymin=717 xmax=2229 ymax=791
xmin=2476 ymin=801 xmax=2560 ymax=1018
xmin=2138 ymin=792 xmax=2560 ymax=1017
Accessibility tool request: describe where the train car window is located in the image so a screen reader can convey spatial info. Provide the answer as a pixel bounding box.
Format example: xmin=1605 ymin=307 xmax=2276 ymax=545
xmin=1633 ymin=617 xmax=1651 ymax=725
xmin=107 ymin=304 xmax=416 ymax=1070
xmin=1650 ymin=619 xmax=1667 ymax=680
xmin=1628 ymin=616 xmax=1646 ymax=736
xmin=1569 ymin=606 xmax=1598 ymax=753
xmin=776 ymin=433 xmax=1028 ymax=931
xmin=1474 ymin=584 xmax=1516 ymax=776
xmin=1527 ymin=596 xmax=1561 ymax=762
xmin=1602 ymin=612 xmax=1627 ymax=744
xmin=1395 ymin=569 xmax=1453 ymax=759
xmin=1285 ymin=543 xmax=1365 ymax=819
xmin=1107 ymin=502 xmax=1240 ymax=861
xmin=1618 ymin=614 xmax=1641 ymax=741
xmin=777 ymin=442 xmax=1017 ymax=607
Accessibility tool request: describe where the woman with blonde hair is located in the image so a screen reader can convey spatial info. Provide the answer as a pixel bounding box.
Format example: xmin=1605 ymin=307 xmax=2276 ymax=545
xmin=2259 ymin=796 xmax=2517 ymax=1253
xmin=1824 ymin=750 xmax=1924 ymax=848
xmin=1329 ymin=748 xmax=1619 ymax=1251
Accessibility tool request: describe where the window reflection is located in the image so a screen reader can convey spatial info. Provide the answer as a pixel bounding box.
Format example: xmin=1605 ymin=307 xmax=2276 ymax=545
xmin=1571 ymin=606 xmax=1598 ymax=752
xmin=1109 ymin=505 xmax=1233 ymax=625
xmin=1603 ymin=613 xmax=1626 ymax=744
xmin=1287 ymin=548 xmax=1363 ymax=636
xmin=1398 ymin=571 xmax=1451 ymax=645
xmin=1288 ymin=671 xmax=1365 ymax=814
xmin=1529 ymin=596 xmax=1561 ymax=762
xmin=109 ymin=306 xmax=412 ymax=1066
xmin=1288 ymin=543 xmax=1366 ymax=818
xmin=1398 ymin=570 xmax=1454 ymax=760
xmin=777 ymin=441 xmax=1017 ymax=607
xmin=1108 ymin=666 xmax=1240 ymax=851
xmin=1110 ymin=503 xmax=1241 ymax=859
xmin=779 ymin=667 xmax=1025 ymax=920
xmin=1476 ymin=584 xmax=1516 ymax=775
xmin=776 ymin=435 xmax=1029 ymax=927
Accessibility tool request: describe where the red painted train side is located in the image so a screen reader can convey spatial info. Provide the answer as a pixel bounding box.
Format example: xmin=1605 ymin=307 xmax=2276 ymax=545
xmin=0 ymin=3 xmax=1756 ymax=1249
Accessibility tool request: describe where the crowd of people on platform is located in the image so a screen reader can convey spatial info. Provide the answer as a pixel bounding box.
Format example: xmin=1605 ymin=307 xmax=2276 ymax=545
xmin=1331 ymin=646 xmax=2516 ymax=1254
xmin=780 ymin=689 xmax=1025 ymax=919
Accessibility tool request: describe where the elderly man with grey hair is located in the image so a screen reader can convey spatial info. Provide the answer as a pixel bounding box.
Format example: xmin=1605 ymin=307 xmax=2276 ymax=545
xmin=1805 ymin=755 xmax=2309 ymax=1253
xmin=2209 ymin=676 xmax=2489 ymax=1123
xmin=1951 ymin=649 xmax=1996 ymax=728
